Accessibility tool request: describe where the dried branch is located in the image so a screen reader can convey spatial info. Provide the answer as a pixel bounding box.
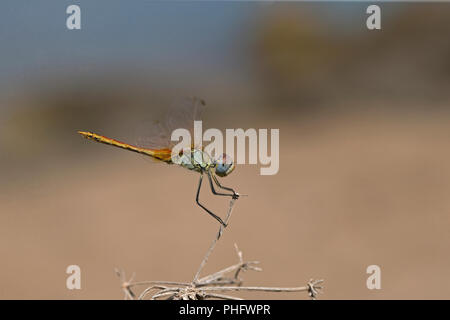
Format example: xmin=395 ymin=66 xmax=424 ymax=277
xmin=115 ymin=245 xmax=323 ymax=300
xmin=192 ymin=197 xmax=237 ymax=284
xmin=115 ymin=197 xmax=324 ymax=300
xmin=196 ymin=244 xmax=261 ymax=287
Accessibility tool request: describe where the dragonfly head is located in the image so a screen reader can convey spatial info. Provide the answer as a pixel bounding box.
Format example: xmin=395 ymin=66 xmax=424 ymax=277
xmin=214 ymin=153 xmax=235 ymax=177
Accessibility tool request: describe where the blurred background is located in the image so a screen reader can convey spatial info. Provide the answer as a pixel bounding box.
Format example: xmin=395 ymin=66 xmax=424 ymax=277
xmin=1 ymin=1 xmax=450 ymax=299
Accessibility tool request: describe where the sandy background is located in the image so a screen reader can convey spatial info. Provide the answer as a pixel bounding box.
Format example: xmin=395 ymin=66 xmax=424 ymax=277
xmin=0 ymin=2 xmax=450 ymax=299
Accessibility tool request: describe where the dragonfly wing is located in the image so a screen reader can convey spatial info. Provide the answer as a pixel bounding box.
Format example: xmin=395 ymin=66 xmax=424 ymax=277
xmin=136 ymin=96 xmax=206 ymax=150
xmin=135 ymin=118 xmax=172 ymax=150
xmin=166 ymin=97 xmax=204 ymax=131
xmin=165 ymin=97 xmax=205 ymax=150
xmin=133 ymin=119 xmax=171 ymax=163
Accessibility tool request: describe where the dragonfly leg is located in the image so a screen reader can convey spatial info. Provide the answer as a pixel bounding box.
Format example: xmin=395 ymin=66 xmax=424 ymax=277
xmin=196 ymin=174 xmax=227 ymax=227
xmin=207 ymin=170 xmax=235 ymax=198
xmin=212 ymin=173 xmax=240 ymax=200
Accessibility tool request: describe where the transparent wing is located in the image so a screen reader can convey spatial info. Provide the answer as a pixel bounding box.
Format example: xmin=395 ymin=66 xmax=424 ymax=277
xmin=166 ymin=96 xmax=205 ymax=150
xmin=135 ymin=118 xmax=172 ymax=150
xmin=135 ymin=96 xmax=205 ymax=151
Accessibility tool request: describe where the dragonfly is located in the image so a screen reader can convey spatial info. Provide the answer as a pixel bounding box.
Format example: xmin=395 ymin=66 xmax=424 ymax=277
xmin=78 ymin=97 xmax=239 ymax=227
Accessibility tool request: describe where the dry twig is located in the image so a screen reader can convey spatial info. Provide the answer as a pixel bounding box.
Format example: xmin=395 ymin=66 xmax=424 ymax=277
xmin=115 ymin=197 xmax=324 ymax=300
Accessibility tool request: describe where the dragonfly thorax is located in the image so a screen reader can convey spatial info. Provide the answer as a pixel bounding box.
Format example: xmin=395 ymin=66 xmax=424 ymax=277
xmin=176 ymin=149 xmax=213 ymax=173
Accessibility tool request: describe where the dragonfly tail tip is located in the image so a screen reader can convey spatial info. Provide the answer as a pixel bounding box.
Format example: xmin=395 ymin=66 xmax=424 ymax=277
xmin=77 ymin=130 xmax=90 ymax=137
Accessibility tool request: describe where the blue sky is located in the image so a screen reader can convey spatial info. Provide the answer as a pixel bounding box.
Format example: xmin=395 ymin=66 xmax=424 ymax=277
xmin=0 ymin=1 xmax=398 ymax=90
xmin=0 ymin=1 xmax=253 ymax=84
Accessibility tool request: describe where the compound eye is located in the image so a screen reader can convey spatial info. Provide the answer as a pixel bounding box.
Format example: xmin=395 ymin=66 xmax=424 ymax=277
xmin=215 ymin=154 xmax=235 ymax=177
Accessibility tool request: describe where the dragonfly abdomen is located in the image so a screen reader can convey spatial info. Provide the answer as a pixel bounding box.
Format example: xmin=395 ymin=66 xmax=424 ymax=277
xmin=78 ymin=131 xmax=172 ymax=162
